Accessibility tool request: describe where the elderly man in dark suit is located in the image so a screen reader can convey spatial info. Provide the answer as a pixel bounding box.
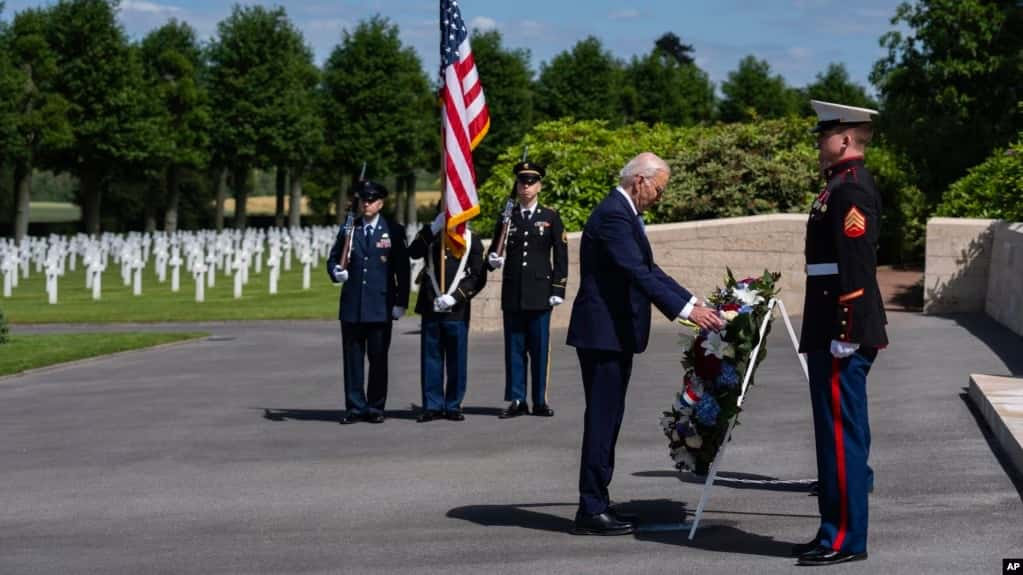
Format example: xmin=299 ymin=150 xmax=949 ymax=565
xmin=567 ymin=152 xmax=724 ymax=535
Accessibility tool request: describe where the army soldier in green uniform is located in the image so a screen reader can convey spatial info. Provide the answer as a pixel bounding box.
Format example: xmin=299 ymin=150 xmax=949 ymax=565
xmin=486 ymin=160 xmax=568 ymax=418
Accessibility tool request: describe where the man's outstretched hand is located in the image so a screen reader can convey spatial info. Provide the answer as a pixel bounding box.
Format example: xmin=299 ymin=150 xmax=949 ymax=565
xmin=688 ymin=305 xmax=725 ymax=332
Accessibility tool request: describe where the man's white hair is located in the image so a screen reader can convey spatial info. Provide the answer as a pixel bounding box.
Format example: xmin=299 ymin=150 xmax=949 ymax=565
xmin=619 ymin=152 xmax=670 ymax=188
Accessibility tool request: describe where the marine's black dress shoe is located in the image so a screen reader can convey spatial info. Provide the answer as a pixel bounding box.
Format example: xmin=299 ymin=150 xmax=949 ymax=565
xmin=339 ymin=412 xmax=361 ymax=425
xmin=499 ymin=400 xmax=529 ymax=419
xmin=417 ymin=410 xmax=441 ymax=423
xmin=797 ymin=545 xmax=867 ymax=566
xmin=791 ymin=539 xmax=820 ymax=557
xmin=445 ymin=410 xmax=465 ymax=421
xmin=532 ymin=404 xmax=555 ymax=417
xmin=572 ymin=511 xmax=634 ymax=536
xmin=365 ymin=412 xmax=385 ymax=424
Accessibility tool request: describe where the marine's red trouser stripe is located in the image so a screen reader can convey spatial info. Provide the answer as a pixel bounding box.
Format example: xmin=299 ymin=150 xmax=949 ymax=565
xmin=830 ymin=357 xmax=849 ymax=550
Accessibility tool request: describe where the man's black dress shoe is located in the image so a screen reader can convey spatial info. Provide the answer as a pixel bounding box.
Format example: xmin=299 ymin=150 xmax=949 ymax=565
xmin=499 ymin=400 xmax=529 ymax=419
xmin=572 ymin=511 xmax=634 ymax=536
xmin=797 ymin=546 xmax=867 ymax=566
xmin=417 ymin=410 xmax=440 ymax=423
xmin=445 ymin=410 xmax=465 ymax=421
xmin=339 ymin=412 xmax=361 ymax=425
xmin=532 ymin=404 xmax=555 ymax=417
xmin=791 ymin=539 xmax=820 ymax=557
xmin=365 ymin=412 xmax=385 ymax=424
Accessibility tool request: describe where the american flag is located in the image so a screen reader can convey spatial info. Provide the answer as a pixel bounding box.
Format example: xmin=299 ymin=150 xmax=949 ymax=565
xmin=440 ymin=0 xmax=489 ymax=256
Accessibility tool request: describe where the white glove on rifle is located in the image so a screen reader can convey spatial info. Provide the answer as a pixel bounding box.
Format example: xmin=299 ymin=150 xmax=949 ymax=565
xmin=391 ymin=306 xmax=405 ymax=320
xmin=488 ymin=253 xmax=505 ymax=269
xmin=549 ymin=295 xmax=563 ymax=307
xmin=830 ymin=339 xmax=859 ymax=358
xmin=433 ymin=294 xmax=456 ymax=312
xmin=430 ymin=212 xmax=445 ymax=235
xmin=332 ymin=266 xmax=348 ymax=285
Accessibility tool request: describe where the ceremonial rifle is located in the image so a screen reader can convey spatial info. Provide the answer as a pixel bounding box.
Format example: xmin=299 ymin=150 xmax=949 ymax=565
xmin=338 ymin=162 xmax=367 ymax=270
xmin=493 ymin=146 xmax=529 ymax=258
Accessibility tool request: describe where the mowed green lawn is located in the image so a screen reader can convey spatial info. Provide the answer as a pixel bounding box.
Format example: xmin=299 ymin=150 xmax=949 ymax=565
xmin=2 ymin=260 xmax=346 ymax=323
xmin=0 ymin=332 xmax=206 ymax=376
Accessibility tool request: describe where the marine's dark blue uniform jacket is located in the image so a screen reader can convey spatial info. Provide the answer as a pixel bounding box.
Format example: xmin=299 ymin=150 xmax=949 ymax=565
xmin=327 ymin=216 xmax=410 ymax=323
xmin=567 ymin=189 xmax=692 ymax=354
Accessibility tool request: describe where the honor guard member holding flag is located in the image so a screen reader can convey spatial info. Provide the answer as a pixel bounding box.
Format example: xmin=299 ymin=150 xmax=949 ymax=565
xmin=328 ymin=181 xmax=410 ymax=424
xmin=487 ymin=160 xmax=568 ymax=418
xmin=795 ymin=100 xmax=888 ymax=566
xmin=408 ymin=209 xmax=487 ymax=423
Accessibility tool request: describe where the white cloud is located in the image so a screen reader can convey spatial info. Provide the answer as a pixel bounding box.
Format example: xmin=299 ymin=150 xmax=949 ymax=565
xmin=470 ymin=16 xmax=497 ymax=32
xmin=119 ymin=1 xmax=182 ymax=15
xmin=608 ymin=9 xmax=641 ymax=20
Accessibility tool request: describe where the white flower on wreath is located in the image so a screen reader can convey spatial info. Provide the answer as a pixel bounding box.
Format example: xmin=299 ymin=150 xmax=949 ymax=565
xmin=700 ymin=331 xmax=735 ymax=359
xmin=732 ymin=285 xmax=764 ymax=307
xmin=671 ymin=446 xmax=696 ymax=469
xmin=685 ymin=434 xmax=703 ymax=449
xmin=660 ymin=414 xmax=675 ymax=433
xmin=721 ymin=310 xmax=739 ymax=322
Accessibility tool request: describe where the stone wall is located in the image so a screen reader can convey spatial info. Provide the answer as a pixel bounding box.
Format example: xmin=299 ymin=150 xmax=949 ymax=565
xmin=986 ymin=223 xmax=1023 ymax=336
xmin=470 ymin=213 xmax=809 ymax=333
xmin=923 ymin=218 xmax=997 ymax=314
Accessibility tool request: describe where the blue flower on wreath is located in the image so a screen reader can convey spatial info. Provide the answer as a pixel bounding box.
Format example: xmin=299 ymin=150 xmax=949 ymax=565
xmin=716 ymin=362 xmax=740 ymax=389
xmin=739 ymin=305 xmax=753 ymax=314
xmin=695 ymin=394 xmax=721 ymax=426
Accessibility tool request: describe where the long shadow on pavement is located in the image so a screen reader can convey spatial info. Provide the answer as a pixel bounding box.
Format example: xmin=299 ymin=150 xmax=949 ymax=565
xmin=941 ymin=313 xmax=1023 ymax=375
xmin=634 ymin=470 xmax=816 ymax=493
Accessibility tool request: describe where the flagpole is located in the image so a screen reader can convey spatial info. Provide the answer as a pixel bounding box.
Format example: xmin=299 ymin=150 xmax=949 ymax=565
xmin=439 ymin=99 xmax=447 ymax=295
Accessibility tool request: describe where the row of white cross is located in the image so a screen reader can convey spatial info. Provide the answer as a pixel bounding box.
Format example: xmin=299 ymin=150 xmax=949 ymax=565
xmin=0 ymin=227 xmax=338 ymax=304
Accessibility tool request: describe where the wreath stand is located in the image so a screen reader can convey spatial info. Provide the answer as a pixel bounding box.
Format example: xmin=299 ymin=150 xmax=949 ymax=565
xmin=641 ymin=298 xmax=808 ymax=539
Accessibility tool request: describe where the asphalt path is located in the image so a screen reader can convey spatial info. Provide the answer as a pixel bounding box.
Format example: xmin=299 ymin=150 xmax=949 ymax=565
xmin=3 ymin=311 xmax=1021 ymax=574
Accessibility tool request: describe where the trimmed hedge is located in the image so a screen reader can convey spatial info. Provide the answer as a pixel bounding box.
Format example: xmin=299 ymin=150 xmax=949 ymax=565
xmin=937 ymin=134 xmax=1023 ymax=222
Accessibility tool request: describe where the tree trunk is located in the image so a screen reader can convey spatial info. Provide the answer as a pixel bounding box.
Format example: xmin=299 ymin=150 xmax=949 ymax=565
xmin=13 ymin=159 xmax=32 ymax=244
xmin=143 ymin=184 xmax=158 ymax=233
xmin=405 ymin=172 xmax=418 ymax=237
xmin=214 ymin=167 xmax=228 ymax=232
xmin=164 ymin=165 xmax=181 ymax=233
xmin=232 ymin=165 xmax=249 ymax=229
xmin=393 ymin=174 xmax=405 ymax=225
xmin=288 ymin=167 xmax=303 ymax=229
xmin=335 ymin=173 xmax=347 ymax=225
xmin=81 ymin=169 xmax=102 ymax=237
xmin=274 ymin=166 xmax=287 ymax=228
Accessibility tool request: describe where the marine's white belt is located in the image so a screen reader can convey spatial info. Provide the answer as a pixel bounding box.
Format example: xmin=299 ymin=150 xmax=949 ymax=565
xmin=806 ymin=263 xmax=839 ymax=276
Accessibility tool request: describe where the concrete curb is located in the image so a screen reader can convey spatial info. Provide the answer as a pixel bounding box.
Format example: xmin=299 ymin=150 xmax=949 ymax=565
xmin=968 ymin=373 xmax=1023 ymax=481
xmin=0 ymin=334 xmax=209 ymax=384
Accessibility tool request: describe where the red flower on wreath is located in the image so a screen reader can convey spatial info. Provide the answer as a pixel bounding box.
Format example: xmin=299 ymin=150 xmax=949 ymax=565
xmin=691 ymin=336 xmax=722 ymax=380
xmin=721 ymin=303 xmax=741 ymax=312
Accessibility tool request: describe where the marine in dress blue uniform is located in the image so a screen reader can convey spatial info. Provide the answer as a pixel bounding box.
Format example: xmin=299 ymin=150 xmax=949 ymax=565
xmin=327 ymin=181 xmax=410 ymax=424
xmin=795 ymin=101 xmax=888 ymax=566
xmin=565 ymin=153 xmax=724 ymax=536
xmin=486 ymin=161 xmax=568 ymax=419
xmin=407 ymin=214 xmax=486 ymax=422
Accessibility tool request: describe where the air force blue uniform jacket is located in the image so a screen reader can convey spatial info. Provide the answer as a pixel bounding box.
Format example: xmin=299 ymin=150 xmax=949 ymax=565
xmin=327 ymin=216 xmax=410 ymax=323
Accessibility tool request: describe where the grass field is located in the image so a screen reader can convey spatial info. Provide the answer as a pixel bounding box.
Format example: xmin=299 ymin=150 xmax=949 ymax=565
xmin=29 ymin=202 xmax=81 ymax=223
xmin=1 ymin=260 xmax=349 ymax=323
xmin=0 ymin=332 xmax=206 ymax=376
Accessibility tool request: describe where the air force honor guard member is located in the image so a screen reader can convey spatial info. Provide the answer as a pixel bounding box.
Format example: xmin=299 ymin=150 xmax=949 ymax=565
xmin=795 ymin=100 xmax=888 ymax=566
xmin=327 ymin=181 xmax=411 ymax=425
xmin=486 ymin=160 xmax=568 ymax=419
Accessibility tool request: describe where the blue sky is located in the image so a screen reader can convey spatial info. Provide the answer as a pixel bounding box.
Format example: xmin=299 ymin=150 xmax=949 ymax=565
xmin=2 ymin=0 xmax=906 ymax=92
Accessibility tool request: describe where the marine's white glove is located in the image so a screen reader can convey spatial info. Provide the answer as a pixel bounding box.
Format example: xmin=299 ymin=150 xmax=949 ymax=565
xmin=332 ymin=266 xmax=348 ymax=284
xmin=430 ymin=212 xmax=445 ymax=235
xmin=549 ymin=295 xmax=564 ymax=307
xmin=488 ymin=253 xmax=505 ymax=269
xmin=391 ymin=306 xmax=405 ymax=320
xmin=830 ymin=339 xmax=859 ymax=358
xmin=433 ymin=294 xmax=457 ymax=312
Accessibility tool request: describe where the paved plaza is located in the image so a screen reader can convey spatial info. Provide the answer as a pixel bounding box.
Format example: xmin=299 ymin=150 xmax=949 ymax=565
xmin=2 ymin=311 xmax=1021 ymax=574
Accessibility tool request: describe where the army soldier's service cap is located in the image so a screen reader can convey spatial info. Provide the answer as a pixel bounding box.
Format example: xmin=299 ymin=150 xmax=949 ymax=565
xmin=355 ymin=180 xmax=388 ymax=202
xmin=512 ymin=161 xmax=546 ymax=179
xmin=811 ymin=100 xmax=878 ymax=133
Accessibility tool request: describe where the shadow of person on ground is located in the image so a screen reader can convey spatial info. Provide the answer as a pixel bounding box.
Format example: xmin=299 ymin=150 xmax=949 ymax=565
xmin=447 ymin=502 xmax=576 ymax=533
xmin=259 ymin=407 xmax=419 ymax=422
xmin=633 ymin=470 xmax=816 ymax=493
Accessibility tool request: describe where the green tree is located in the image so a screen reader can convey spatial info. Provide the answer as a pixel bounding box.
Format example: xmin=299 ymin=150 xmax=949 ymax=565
xmin=871 ymin=0 xmax=1023 ymax=203
xmin=140 ymin=20 xmax=210 ymax=232
xmin=47 ymin=0 xmax=161 ymax=235
xmin=470 ymin=29 xmax=533 ymax=186
xmin=719 ymin=55 xmax=799 ymax=123
xmin=621 ymin=33 xmax=715 ymax=126
xmin=534 ymin=36 xmax=624 ymax=123
xmin=321 ymin=16 xmax=435 ymax=221
xmin=802 ymin=63 xmax=877 ymax=113
xmin=207 ymin=5 xmax=304 ymax=229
